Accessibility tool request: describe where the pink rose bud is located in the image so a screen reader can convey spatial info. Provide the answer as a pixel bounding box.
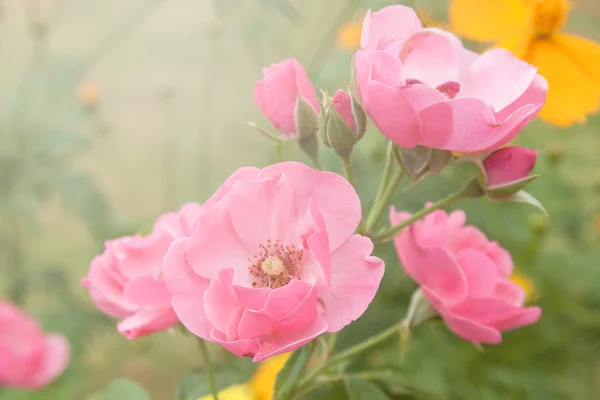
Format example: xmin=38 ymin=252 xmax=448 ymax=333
xmin=0 ymin=302 xmax=70 ymax=389
xmin=390 ymin=207 xmax=541 ymax=344
xmin=254 ymin=58 xmax=320 ymax=139
xmin=483 ymin=146 xmax=538 ymax=187
xmin=164 ymin=162 xmax=384 ymax=361
xmin=83 ymin=203 xmax=202 ymax=339
xmin=320 ymin=90 xmax=367 ymax=158
xmin=354 ymin=5 xmax=547 ymax=154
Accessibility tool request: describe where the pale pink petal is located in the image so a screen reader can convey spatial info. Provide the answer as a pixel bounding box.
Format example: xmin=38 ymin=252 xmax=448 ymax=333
xmin=456 ymin=249 xmax=498 ymax=300
xmin=117 ymin=308 xmax=179 ymax=339
xmin=483 ymin=146 xmax=538 ymax=187
xmin=450 ymin=298 xmax=535 ymax=329
xmin=319 ymin=235 xmax=384 ymax=332
xmin=365 ymin=80 xmax=422 ymax=148
xmin=493 ymin=280 xmax=526 ymax=306
xmin=203 ymin=167 xmax=260 ymax=209
xmin=254 ymin=59 xmax=304 ymax=134
xmin=233 ymin=286 xmax=271 ymax=311
xmin=211 ymin=330 xmax=260 ymax=359
xmin=28 ymin=334 xmax=70 ymax=389
xmin=332 ymin=90 xmax=356 ymax=132
xmin=163 ymin=239 xmax=213 ymax=339
xmin=459 ymin=48 xmax=538 ymax=111
xmin=489 ymin=306 xmax=541 ymax=331
xmin=401 ymin=28 xmax=464 ymax=87
xmin=228 ymin=175 xmax=293 ymax=250
xmin=494 ymin=74 xmax=547 ymax=122
xmin=446 ymin=210 xmax=466 ymax=237
xmin=203 ymin=269 xmax=240 ymax=334
xmin=237 ymin=310 xmax=276 ymax=340
xmin=418 ymin=97 xmax=538 ymax=153
xmin=259 ymin=162 xmax=361 ymax=252
xmin=300 ymin=199 xmax=331 ymax=288
xmin=253 ymin=317 xmax=328 ymax=362
xmin=183 ymin=206 xmax=249 ymax=281
xmin=360 ymin=6 xmax=423 ymax=55
xmin=412 ymin=209 xmax=448 ymax=248
xmin=458 ymin=48 xmax=479 ymax=84
xmin=272 ymin=284 xmax=318 ymax=332
xmin=402 ymin=84 xmax=448 ymax=111
xmin=86 ymin=254 xmax=137 ymax=319
xmin=262 ymin=280 xmax=315 ymax=320
xmin=292 ymin=59 xmax=320 ymax=112
xmin=124 ymin=276 xmax=172 ymax=308
xmin=423 ymin=288 xmax=502 ymax=344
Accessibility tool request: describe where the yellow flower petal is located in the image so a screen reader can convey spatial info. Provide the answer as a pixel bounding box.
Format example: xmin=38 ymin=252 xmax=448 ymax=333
xmin=336 ymin=18 xmax=363 ymax=51
xmin=197 ymin=384 xmax=253 ymax=400
xmin=527 ymin=37 xmax=600 ymax=126
xmin=510 ymin=271 xmax=538 ymax=303
xmin=450 ymin=0 xmax=530 ymax=42
xmin=249 ymin=353 xmax=291 ymax=400
xmin=553 ymin=33 xmax=600 ymax=89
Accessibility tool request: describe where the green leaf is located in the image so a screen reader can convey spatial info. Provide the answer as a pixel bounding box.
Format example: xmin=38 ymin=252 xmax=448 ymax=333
xmin=393 ymin=145 xmax=431 ymax=182
xmin=86 ymin=379 xmax=151 ymax=400
xmin=343 ymin=377 xmax=390 ymax=400
xmin=503 ymin=190 xmax=548 ymax=217
xmin=273 ymin=345 xmax=312 ymax=399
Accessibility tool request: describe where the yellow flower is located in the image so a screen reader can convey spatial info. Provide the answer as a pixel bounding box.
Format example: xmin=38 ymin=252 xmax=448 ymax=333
xmin=511 ymin=271 xmax=538 ymax=303
xmin=198 ymin=353 xmax=290 ymax=400
xmin=450 ymin=0 xmax=600 ymax=127
xmin=336 ymin=14 xmax=364 ymax=51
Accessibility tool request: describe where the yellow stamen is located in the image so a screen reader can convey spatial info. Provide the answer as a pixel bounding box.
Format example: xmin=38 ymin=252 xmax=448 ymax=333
xmin=260 ymin=255 xmax=285 ymax=276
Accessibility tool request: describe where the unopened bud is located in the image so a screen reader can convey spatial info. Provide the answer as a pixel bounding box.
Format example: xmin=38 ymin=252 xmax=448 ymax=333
xmin=319 ymin=89 xmax=366 ymax=158
xmin=481 ymin=146 xmax=539 ymax=199
xmin=294 ymin=94 xmax=320 ymax=140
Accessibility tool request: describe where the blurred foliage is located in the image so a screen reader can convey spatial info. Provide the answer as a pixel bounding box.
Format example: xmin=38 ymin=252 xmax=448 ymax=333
xmin=1 ymin=0 xmax=600 ymax=399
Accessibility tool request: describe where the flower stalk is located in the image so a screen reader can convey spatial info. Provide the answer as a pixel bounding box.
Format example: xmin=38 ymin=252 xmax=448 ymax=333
xmin=197 ymin=338 xmax=219 ymax=400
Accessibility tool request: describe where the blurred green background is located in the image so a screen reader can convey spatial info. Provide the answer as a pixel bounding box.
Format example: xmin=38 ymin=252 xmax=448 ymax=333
xmin=1 ymin=0 xmax=600 ymax=399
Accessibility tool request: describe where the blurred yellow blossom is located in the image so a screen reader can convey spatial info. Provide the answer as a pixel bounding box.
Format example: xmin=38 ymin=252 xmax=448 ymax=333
xmin=415 ymin=8 xmax=449 ymax=30
xmin=511 ymin=271 xmax=538 ymax=303
xmin=76 ymin=82 xmax=101 ymax=107
xmin=450 ymin=0 xmax=600 ymax=127
xmin=198 ymin=353 xmax=290 ymax=400
xmin=336 ymin=14 xmax=364 ymax=51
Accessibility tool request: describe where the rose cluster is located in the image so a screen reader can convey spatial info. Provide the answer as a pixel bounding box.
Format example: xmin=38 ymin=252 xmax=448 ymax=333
xmin=81 ymin=4 xmax=543 ymax=367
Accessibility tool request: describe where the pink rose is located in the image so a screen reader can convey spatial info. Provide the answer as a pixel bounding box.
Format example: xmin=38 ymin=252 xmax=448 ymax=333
xmin=254 ymin=59 xmax=319 ymax=137
xmin=0 ymin=302 xmax=70 ymax=389
xmin=483 ymin=146 xmax=538 ymax=188
xmin=390 ymin=207 xmax=541 ymax=343
xmin=82 ymin=203 xmax=202 ymax=339
xmin=164 ymin=162 xmax=384 ymax=361
xmin=355 ymin=6 xmax=547 ymax=153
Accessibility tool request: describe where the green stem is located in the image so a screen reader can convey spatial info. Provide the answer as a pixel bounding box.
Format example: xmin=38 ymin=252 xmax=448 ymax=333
xmin=341 ymin=155 xmax=356 ymax=188
xmin=274 ymin=141 xmax=283 ymax=163
xmin=197 ymin=338 xmax=219 ymax=400
xmin=365 ymin=167 xmax=404 ymax=234
xmin=372 ymin=186 xmax=467 ymax=243
xmin=364 ymin=142 xmax=394 ymax=232
xmin=297 ymin=323 xmax=401 ymax=390
xmin=341 ymin=155 xmax=366 ymax=233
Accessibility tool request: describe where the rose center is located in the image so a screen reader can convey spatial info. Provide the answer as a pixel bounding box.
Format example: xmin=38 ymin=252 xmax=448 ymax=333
xmin=248 ymin=239 xmax=304 ymax=288
xmin=527 ymin=0 xmax=568 ymax=37
xmin=261 ymin=255 xmax=285 ymax=276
